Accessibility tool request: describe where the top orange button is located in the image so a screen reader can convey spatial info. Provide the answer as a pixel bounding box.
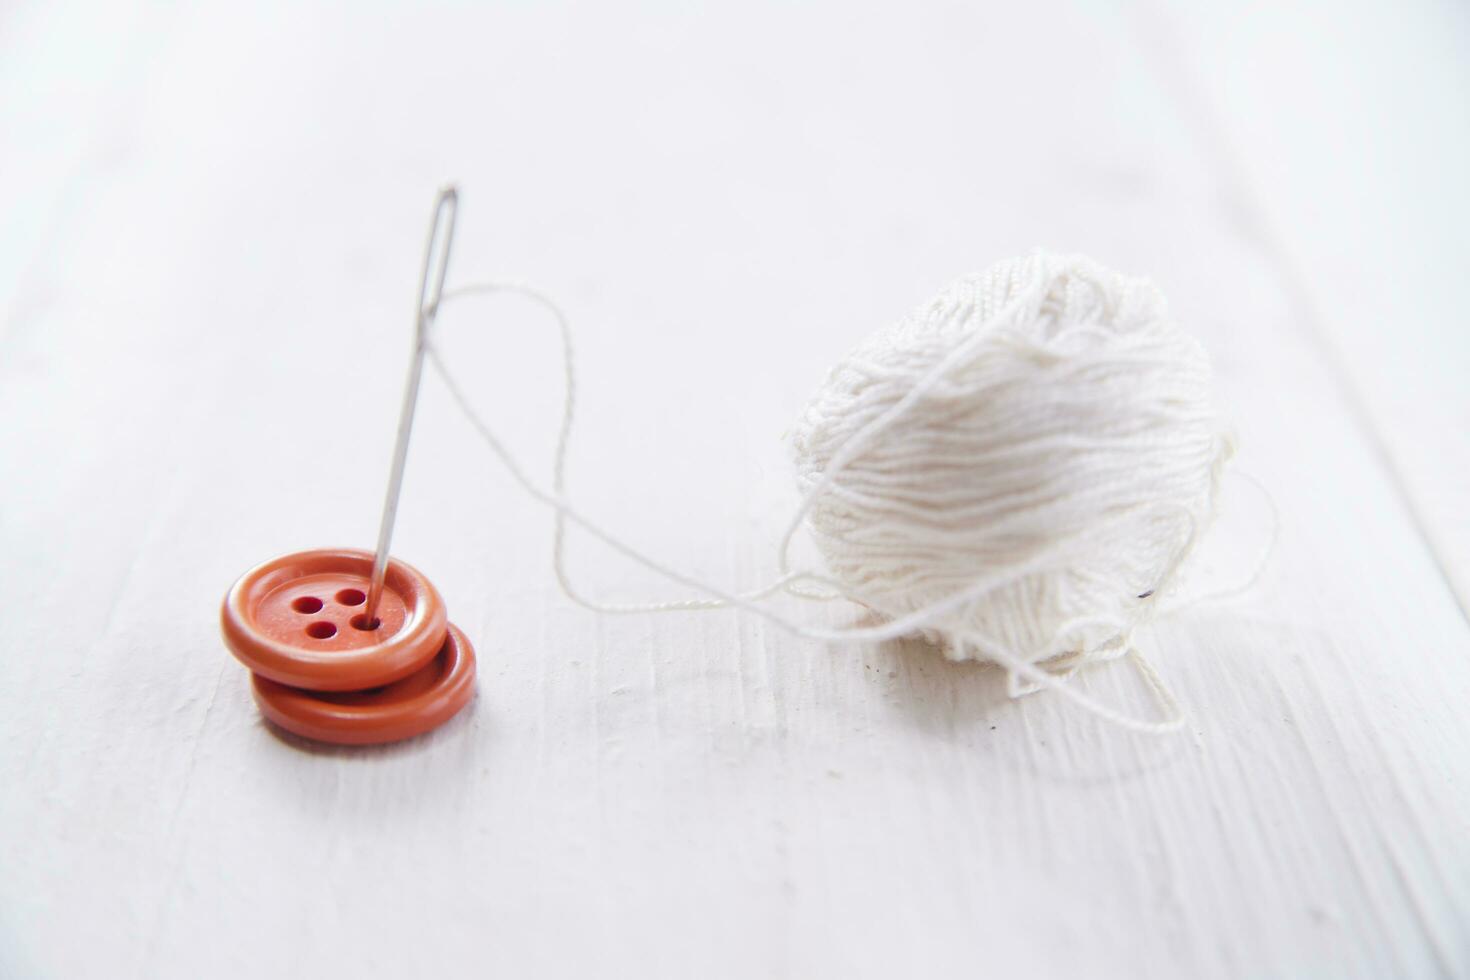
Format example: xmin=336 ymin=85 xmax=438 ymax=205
xmin=221 ymin=548 xmax=448 ymax=692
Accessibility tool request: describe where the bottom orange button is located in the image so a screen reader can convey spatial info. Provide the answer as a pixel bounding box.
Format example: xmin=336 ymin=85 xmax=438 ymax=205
xmin=252 ymin=624 xmax=477 ymax=745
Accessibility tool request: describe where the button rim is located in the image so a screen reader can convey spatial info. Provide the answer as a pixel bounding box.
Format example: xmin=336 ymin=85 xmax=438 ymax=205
xmin=251 ymin=622 xmax=477 ymax=745
xmin=221 ymin=547 xmax=447 ymax=691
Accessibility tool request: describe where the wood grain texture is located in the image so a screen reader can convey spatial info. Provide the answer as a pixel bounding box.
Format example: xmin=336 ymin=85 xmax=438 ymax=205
xmin=1 ymin=2 xmax=1466 ymax=978
xmin=1145 ymin=0 xmax=1470 ymax=614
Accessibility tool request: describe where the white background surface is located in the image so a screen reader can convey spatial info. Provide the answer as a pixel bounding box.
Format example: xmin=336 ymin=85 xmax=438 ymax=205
xmin=2 ymin=2 xmax=1468 ymax=977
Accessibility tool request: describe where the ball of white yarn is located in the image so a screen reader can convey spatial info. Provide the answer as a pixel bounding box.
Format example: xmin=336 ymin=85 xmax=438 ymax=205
xmin=789 ymin=251 xmax=1232 ymax=669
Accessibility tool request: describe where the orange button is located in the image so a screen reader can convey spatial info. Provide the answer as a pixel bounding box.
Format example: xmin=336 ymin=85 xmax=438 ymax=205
xmin=252 ymin=623 xmax=477 ymax=745
xmin=221 ymin=548 xmax=448 ymax=692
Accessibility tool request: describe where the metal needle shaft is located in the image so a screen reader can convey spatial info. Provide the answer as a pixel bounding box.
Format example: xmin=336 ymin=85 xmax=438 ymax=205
xmin=363 ymin=186 xmax=459 ymax=626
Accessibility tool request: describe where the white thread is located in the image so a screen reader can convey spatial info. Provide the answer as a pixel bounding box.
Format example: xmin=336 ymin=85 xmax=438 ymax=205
xmin=430 ymin=252 xmax=1247 ymax=734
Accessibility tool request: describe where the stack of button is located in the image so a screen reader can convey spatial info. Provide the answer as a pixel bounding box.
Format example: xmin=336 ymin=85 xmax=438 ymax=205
xmin=221 ymin=547 xmax=475 ymax=745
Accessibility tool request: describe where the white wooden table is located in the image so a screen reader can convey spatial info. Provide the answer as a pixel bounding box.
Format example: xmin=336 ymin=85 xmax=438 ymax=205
xmin=2 ymin=2 xmax=1467 ymax=977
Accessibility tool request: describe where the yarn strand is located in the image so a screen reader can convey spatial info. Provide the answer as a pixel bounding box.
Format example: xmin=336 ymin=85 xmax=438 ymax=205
xmin=423 ymin=264 xmax=1227 ymax=734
